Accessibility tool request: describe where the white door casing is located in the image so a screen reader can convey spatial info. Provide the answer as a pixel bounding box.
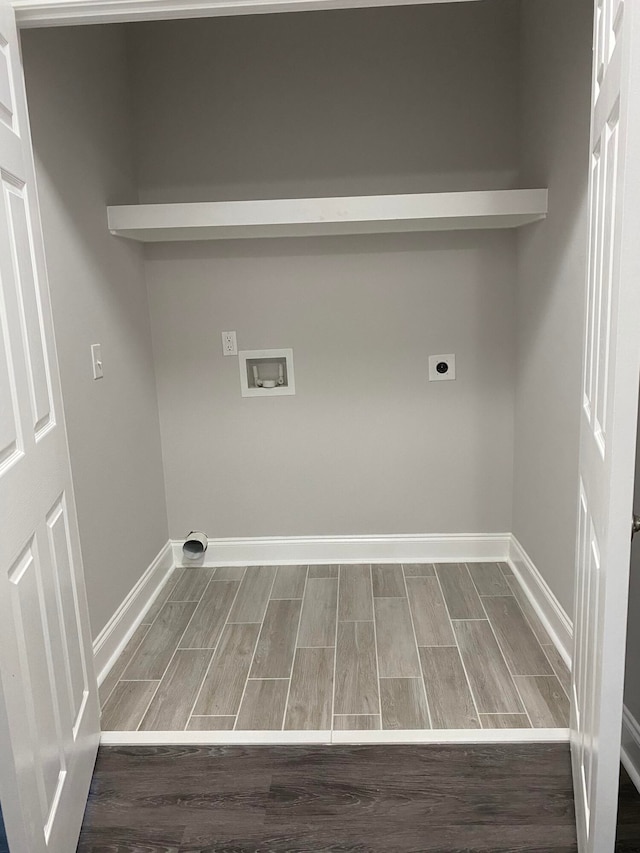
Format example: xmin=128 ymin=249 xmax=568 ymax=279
xmin=0 ymin=2 xmax=100 ymax=851
xmin=572 ymin=0 xmax=640 ymax=850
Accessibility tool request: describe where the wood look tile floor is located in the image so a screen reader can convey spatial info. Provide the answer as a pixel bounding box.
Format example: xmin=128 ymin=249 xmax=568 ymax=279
xmin=77 ymin=743 xmax=581 ymax=852
xmin=100 ymin=562 xmax=571 ymax=732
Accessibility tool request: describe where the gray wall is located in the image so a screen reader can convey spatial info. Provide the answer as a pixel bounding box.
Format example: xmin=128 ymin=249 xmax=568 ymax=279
xmin=513 ymin=0 xmax=592 ymax=615
xmin=132 ymin=3 xmax=520 ymax=539
xmin=128 ymin=2 xmax=520 ymax=203
xmin=22 ymin=26 xmax=169 ymax=639
xmin=146 ymin=233 xmax=516 ymax=538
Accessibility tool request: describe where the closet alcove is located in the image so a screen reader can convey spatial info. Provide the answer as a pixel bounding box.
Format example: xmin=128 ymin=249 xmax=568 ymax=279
xmin=19 ymin=0 xmax=592 ymax=736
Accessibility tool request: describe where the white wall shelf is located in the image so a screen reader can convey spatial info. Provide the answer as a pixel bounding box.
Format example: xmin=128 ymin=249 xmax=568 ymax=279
xmin=107 ymin=189 xmax=548 ymax=242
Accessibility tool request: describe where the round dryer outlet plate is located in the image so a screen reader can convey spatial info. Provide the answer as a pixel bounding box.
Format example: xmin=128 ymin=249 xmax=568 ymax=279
xmin=428 ymin=354 xmax=456 ymax=381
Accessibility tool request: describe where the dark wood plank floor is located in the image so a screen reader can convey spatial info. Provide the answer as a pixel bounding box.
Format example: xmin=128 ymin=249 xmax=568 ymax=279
xmin=616 ymin=766 xmax=640 ymax=851
xmin=77 ymin=744 xmax=582 ymax=852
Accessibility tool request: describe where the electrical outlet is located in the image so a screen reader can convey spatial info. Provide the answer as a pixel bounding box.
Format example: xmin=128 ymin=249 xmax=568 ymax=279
xmin=221 ymin=331 xmax=238 ymax=356
xmin=91 ymin=343 xmax=104 ymax=380
xmin=429 ymin=354 xmax=455 ymax=381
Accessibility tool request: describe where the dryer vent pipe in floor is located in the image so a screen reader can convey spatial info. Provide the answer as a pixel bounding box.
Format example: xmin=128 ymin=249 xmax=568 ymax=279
xmin=183 ymin=531 xmax=208 ymax=561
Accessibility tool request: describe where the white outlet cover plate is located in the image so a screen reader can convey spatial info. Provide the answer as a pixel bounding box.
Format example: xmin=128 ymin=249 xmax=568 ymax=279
xmin=221 ymin=331 xmax=238 ymax=356
xmin=429 ymin=354 xmax=456 ymax=381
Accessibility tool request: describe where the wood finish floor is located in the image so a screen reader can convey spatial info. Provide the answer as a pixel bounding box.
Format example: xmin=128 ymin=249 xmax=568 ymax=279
xmin=77 ymin=743 xmax=579 ymax=852
xmin=99 ymin=562 xmax=570 ymax=732
xmin=616 ymin=766 xmax=640 ymax=851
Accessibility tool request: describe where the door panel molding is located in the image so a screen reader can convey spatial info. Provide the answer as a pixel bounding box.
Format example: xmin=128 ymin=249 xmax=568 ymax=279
xmin=572 ymin=0 xmax=640 ymax=850
xmin=0 ymin=0 xmax=99 ymax=850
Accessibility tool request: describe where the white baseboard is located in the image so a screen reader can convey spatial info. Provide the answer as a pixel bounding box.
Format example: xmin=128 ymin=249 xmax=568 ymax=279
xmin=508 ymin=536 xmax=573 ymax=667
xmin=101 ymin=727 xmax=570 ymax=746
xmin=622 ymin=705 xmax=640 ymax=794
xmin=171 ymin=533 xmax=511 ymax=568
xmin=171 ymin=531 xmax=572 ymax=666
xmin=93 ymin=541 xmax=174 ymax=685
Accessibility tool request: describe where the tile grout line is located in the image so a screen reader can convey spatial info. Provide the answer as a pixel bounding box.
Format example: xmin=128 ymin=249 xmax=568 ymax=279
xmin=372 ymin=595 xmax=418 ymax=599
xmin=248 ymin=677 xmax=297 ymax=682
xmin=261 ymin=598 xmax=304 ymax=602
xmin=112 ymin=567 xmax=186 ymax=695
xmin=541 ymin=645 xmax=571 ymax=701
xmin=272 ymin=566 xmax=300 ymax=732
xmin=172 ymin=567 xmax=225 ymax=651
xmin=465 ymin=560 xmax=515 ymax=601
xmin=328 ymin=566 xmax=342 ymax=732
xmin=145 ymin=569 xmax=229 ymax=725
xmin=435 ymin=564 xmax=483 ymax=728
xmin=476 ymin=579 xmax=556 ymax=681
xmin=280 ymin=567 xmax=309 ymax=726
xmin=449 ymin=618 xmax=492 ymax=623
xmin=245 ymin=571 xmax=293 ymax=684
xmin=178 ymin=646 xmax=226 ymax=651
xmin=100 ymin=623 xmax=152 ymax=709
xmin=370 ymin=564 xmax=384 ymax=729
xmin=132 ymin=571 xmax=217 ymax=732
xmin=402 ymin=563 xmax=433 ymax=729
xmin=505 ymin=575 xmax=555 ymax=647
xmin=478 ymin=594 xmax=516 ymax=598
xmin=481 ymin=712 xmax=529 ymax=716
xmin=182 ymin=641 xmax=227 ymax=730
xmin=246 ymin=678 xmax=289 ymax=683
xmin=228 ymin=627 xmax=261 ymax=732
xmin=474 ymin=569 xmax=535 ymax=728
xmin=372 ymin=676 xmax=423 ymax=680
xmin=183 ymin=566 xmax=248 ymax=730
xmin=333 ymin=713 xmax=382 ymax=717
xmin=108 ymin=568 xmax=191 ymax=727
xmin=208 ymin=579 xmax=248 ymax=583
xmin=233 ymin=567 xmax=279 ymax=731
xmin=512 ymin=674 xmax=566 ymax=680
xmin=191 ymin=714 xmax=237 ymax=718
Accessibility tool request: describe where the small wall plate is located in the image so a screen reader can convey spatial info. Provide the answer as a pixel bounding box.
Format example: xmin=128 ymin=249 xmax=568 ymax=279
xmin=429 ymin=354 xmax=456 ymax=381
xmin=239 ymin=348 xmax=296 ymax=397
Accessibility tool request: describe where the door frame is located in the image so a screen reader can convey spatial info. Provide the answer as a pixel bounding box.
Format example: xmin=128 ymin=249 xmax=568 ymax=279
xmin=11 ymin=0 xmax=481 ymax=28
xmin=7 ymin=0 xmax=635 ymax=849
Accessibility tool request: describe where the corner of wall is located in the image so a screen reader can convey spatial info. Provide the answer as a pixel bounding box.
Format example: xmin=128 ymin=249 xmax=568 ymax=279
xmin=511 ymin=0 xmax=592 ymax=620
xmin=22 ymin=25 xmax=171 ymax=641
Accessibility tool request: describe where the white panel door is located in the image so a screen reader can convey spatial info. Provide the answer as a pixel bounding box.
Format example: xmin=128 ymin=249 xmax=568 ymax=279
xmin=572 ymin=1 xmax=640 ymax=850
xmin=0 ymin=1 xmax=100 ymax=851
